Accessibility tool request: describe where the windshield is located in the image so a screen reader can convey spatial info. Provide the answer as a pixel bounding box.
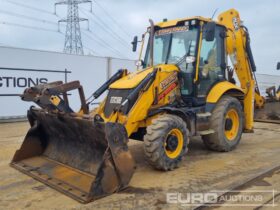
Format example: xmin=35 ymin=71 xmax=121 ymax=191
xmin=144 ymin=25 xmax=198 ymax=67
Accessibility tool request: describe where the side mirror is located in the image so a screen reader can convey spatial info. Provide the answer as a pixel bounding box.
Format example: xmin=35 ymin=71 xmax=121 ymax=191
xmin=277 ymin=62 xmax=280 ymax=70
xmin=131 ymin=36 xmax=138 ymax=52
xmin=204 ymin=22 xmax=216 ymax=42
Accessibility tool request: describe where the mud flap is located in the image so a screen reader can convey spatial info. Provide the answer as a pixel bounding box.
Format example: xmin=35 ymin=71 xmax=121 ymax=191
xmin=254 ymin=102 xmax=280 ymax=124
xmin=10 ymin=108 xmax=135 ymax=203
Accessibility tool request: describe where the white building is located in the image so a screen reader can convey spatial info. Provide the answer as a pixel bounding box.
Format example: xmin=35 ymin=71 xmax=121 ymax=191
xmin=0 ymin=46 xmax=135 ymax=117
xmin=0 ymin=46 xmax=279 ymax=118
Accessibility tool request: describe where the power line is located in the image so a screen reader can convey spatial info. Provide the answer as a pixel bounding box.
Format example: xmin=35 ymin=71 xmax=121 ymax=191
xmin=87 ymin=31 xmax=127 ymax=58
xmin=0 ymin=21 xmax=60 ymax=33
xmin=79 ymin=8 xmax=131 ymax=49
xmin=92 ymin=0 xmax=132 ymax=38
xmin=82 ymin=30 xmax=127 ymax=58
xmin=5 ymin=0 xmax=54 ymax=15
xmin=83 ymin=45 xmax=100 ymax=56
xmin=79 ymin=8 xmax=128 ymax=48
xmin=82 ymin=31 xmax=123 ymax=57
xmin=0 ymin=9 xmax=58 ymax=26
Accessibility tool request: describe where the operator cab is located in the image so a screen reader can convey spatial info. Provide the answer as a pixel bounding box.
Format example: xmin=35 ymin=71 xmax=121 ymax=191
xmin=137 ymin=19 xmax=227 ymax=106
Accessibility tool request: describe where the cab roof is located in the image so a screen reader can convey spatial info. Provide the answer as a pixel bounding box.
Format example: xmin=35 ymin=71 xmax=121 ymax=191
xmin=155 ymin=16 xmax=220 ymax=28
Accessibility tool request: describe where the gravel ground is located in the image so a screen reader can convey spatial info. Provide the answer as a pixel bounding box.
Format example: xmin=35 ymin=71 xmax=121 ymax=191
xmin=0 ymin=121 xmax=279 ymax=210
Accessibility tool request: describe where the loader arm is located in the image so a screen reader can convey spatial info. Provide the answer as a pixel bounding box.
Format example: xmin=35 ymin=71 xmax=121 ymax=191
xmin=218 ymin=9 xmax=264 ymax=131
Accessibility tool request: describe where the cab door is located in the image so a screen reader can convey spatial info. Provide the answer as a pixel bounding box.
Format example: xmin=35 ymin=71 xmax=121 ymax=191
xmin=196 ymin=25 xmax=226 ymax=101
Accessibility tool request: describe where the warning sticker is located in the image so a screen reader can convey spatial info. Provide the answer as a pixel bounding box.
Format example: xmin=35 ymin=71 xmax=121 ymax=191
xmin=160 ymin=72 xmax=178 ymax=90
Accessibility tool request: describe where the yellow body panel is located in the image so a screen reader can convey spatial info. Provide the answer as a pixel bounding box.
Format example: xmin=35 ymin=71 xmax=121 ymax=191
xmin=110 ymin=64 xmax=180 ymax=89
xmin=110 ymin=68 xmax=153 ymax=89
xmin=98 ymin=64 xmax=180 ymax=136
xmin=207 ymin=81 xmax=244 ymax=103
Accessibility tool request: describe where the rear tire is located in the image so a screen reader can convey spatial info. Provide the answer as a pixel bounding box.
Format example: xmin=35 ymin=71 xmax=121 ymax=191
xmin=144 ymin=114 xmax=189 ymax=171
xmin=202 ymin=96 xmax=243 ymax=152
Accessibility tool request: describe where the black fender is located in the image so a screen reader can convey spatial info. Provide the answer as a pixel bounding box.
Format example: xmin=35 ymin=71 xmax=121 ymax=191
xmin=148 ymin=106 xmax=196 ymax=136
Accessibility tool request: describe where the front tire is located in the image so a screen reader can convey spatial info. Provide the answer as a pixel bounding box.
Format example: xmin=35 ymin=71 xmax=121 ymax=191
xmin=202 ymin=96 xmax=243 ymax=152
xmin=144 ymin=114 xmax=189 ymax=171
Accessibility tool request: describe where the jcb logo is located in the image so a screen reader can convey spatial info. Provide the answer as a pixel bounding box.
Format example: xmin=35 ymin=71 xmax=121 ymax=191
xmin=110 ymin=96 xmax=122 ymax=104
xmin=232 ymin=17 xmax=239 ymax=31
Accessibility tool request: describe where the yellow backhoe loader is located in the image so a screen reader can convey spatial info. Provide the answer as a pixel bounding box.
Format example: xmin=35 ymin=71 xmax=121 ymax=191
xmin=11 ymin=9 xmax=278 ymax=203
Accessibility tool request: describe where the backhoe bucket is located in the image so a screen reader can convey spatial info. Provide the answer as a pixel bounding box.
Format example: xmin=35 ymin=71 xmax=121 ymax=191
xmin=10 ymin=108 xmax=135 ymax=203
xmin=254 ymin=102 xmax=280 ymax=124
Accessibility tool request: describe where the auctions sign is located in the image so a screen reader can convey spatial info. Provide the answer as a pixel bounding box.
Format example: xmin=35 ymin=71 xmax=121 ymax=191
xmin=0 ymin=68 xmax=69 ymax=96
xmin=0 ymin=76 xmax=48 ymax=88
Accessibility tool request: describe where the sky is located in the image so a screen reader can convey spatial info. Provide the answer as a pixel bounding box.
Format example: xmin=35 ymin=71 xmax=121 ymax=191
xmin=0 ymin=0 xmax=279 ymax=75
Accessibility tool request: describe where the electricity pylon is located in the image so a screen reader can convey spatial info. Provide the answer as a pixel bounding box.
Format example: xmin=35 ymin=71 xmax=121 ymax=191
xmin=55 ymin=0 xmax=92 ymax=55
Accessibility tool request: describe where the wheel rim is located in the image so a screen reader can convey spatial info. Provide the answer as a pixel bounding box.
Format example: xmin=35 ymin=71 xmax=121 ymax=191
xmin=224 ymin=108 xmax=239 ymax=141
xmin=164 ymin=128 xmax=184 ymax=159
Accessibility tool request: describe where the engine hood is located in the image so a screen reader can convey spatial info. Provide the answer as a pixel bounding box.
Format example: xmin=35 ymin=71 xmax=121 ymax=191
xmin=109 ymin=64 xmax=178 ymax=89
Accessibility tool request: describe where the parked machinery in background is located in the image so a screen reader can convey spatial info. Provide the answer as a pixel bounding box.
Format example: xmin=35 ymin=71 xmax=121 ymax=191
xmin=254 ymin=62 xmax=280 ymax=122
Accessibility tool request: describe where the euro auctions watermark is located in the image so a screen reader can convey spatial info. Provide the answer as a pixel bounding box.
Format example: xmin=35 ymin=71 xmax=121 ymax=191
xmin=166 ymin=190 xmax=278 ymax=207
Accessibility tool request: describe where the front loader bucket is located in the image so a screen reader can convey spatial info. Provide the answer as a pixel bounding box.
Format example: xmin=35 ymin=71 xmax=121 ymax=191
xmin=255 ymin=102 xmax=280 ymax=124
xmin=10 ymin=108 xmax=135 ymax=203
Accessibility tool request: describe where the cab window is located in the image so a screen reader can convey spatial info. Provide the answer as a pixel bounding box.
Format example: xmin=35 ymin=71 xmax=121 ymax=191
xmin=197 ymin=26 xmax=225 ymax=97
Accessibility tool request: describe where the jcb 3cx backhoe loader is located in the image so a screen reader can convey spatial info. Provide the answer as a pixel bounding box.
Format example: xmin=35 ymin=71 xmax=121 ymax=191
xmin=11 ymin=9 xmax=277 ymax=203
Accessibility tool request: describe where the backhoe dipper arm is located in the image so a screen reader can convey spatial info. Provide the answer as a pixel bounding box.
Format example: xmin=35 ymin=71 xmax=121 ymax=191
xmin=218 ymin=9 xmax=264 ymax=131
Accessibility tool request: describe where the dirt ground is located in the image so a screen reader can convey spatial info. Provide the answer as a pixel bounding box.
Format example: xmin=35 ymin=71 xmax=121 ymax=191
xmin=0 ymin=122 xmax=279 ymax=210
